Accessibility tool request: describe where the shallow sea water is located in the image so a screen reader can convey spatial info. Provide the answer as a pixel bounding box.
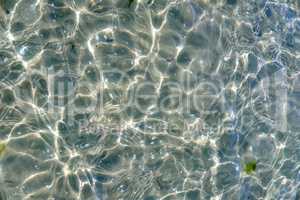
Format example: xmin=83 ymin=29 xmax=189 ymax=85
xmin=0 ymin=0 xmax=300 ymax=199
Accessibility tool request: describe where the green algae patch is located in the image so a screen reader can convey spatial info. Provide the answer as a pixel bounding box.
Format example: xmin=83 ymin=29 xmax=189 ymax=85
xmin=0 ymin=142 xmax=6 ymax=156
xmin=244 ymin=160 xmax=257 ymax=174
xmin=128 ymin=0 xmax=135 ymax=7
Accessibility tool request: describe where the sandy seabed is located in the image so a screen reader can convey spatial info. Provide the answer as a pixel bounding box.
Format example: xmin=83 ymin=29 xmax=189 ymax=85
xmin=0 ymin=0 xmax=300 ymax=199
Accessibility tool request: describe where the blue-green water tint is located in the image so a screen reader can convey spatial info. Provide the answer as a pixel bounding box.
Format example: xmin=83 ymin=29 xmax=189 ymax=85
xmin=0 ymin=0 xmax=299 ymax=199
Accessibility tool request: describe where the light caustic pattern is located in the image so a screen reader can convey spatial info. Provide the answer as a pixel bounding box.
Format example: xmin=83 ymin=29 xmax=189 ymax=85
xmin=0 ymin=0 xmax=300 ymax=199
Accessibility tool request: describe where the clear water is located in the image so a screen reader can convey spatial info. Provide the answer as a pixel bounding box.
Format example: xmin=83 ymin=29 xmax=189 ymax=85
xmin=0 ymin=0 xmax=300 ymax=199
